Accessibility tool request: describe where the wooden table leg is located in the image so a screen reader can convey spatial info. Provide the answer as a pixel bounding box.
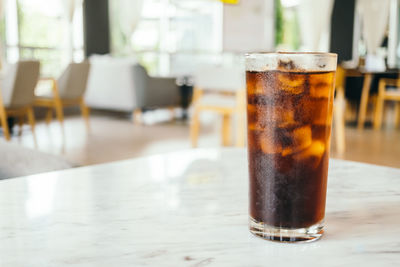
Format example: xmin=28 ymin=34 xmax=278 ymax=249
xmin=357 ymin=73 xmax=373 ymax=130
xmin=394 ymin=103 xmax=400 ymax=128
xmin=0 ymin=89 xmax=11 ymax=140
xmin=221 ymin=113 xmax=231 ymax=146
xmin=190 ymin=108 xmax=200 ymax=147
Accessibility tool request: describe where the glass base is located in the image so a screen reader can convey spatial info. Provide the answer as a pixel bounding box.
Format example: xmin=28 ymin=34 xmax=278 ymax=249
xmin=249 ymin=217 xmax=324 ymax=243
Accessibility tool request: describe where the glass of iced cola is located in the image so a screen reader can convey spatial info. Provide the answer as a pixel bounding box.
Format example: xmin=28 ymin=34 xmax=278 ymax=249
xmin=246 ymin=52 xmax=337 ymax=242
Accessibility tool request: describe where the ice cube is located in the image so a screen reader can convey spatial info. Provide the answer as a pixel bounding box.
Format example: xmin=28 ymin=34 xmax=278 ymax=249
xmin=268 ymin=106 xmax=295 ymax=124
xmin=247 ymin=102 xmax=295 ymax=130
xmin=281 ymin=125 xmax=312 ymax=156
xmin=259 ymin=127 xmax=283 ymax=154
xmin=293 ymin=140 xmax=326 ymax=168
xmin=277 ymin=72 xmax=305 ymax=95
xmin=309 ymin=72 xmax=335 ymax=98
xmin=247 ymin=104 xmax=258 ymax=130
xmin=296 ymin=98 xmax=333 ymax=126
xmin=312 ymin=99 xmax=333 ymax=125
xmin=311 ymin=124 xmax=331 ymax=142
xmin=246 ymin=72 xmax=276 ymax=97
xmin=247 ymin=104 xmax=270 ymax=131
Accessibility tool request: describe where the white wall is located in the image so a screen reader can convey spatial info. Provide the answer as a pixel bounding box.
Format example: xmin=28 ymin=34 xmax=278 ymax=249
xmin=222 ymin=0 xmax=274 ymax=53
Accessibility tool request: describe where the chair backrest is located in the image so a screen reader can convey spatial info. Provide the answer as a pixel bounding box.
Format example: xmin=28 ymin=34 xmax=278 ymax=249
xmin=57 ymin=62 xmax=91 ymax=99
xmin=194 ymin=65 xmax=246 ymax=92
xmin=1 ymin=60 xmax=40 ymax=108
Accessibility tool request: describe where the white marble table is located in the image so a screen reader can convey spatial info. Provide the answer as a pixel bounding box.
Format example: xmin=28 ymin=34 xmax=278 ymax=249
xmin=0 ymin=148 xmax=399 ymax=266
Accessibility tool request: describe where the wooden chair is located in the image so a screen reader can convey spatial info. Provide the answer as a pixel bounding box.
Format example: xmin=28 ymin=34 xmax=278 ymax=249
xmin=34 ymin=62 xmax=91 ymax=130
xmin=333 ymin=66 xmax=346 ymax=154
xmin=0 ymin=61 xmax=40 ymax=141
xmin=373 ymin=78 xmax=400 ymax=129
xmin=190 ymin=65 xmax=246 ymax=147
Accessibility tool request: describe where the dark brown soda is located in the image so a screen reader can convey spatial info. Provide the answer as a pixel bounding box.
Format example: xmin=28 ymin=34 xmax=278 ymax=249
xmin=246 ymin=69 xmax=335 ymax=229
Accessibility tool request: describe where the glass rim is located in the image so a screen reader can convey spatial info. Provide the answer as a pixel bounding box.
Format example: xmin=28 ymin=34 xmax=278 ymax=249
xmin=245 ymin=52 xmax=337 ymax=58
xmin=245 ymin=52 xmax=337 ymax=72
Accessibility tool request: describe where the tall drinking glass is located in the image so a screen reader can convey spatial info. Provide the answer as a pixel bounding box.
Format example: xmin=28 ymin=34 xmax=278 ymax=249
xmin=246 ymin=52 xmax=337 ymax=242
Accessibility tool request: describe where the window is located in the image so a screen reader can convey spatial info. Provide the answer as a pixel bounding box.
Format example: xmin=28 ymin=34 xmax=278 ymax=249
xmin=275 ymin=0 xmax=301 ymax=51
xmin=110 ymin=0 xmax=223 ymax=76
xmin=2 ymin=0 xmax=84 ymax=76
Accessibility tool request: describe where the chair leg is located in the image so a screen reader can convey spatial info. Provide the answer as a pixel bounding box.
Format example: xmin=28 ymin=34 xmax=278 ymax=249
xmin=27 ymin=108 xmax=36 ymax=131
xmin=45 ymin=108 xmax=53 ymax=124
xmin=0 ymin=108 xmax=10 ymax=141
xmin=80 ymin=98 xmax=90 ymax=131
xmin=358 ymin=73 xmax=372 ymax=130
xmin=373 ymin=94 xmax=384 ymax=130
xmin=54 ymin=100 xmax=64 ymax=126
xmin=18 ymin=115 xmax=24 ymax=136
xmin=235 ymin=90 xmax=246 ymax=147
xmin=190 ymin=108 xmax=200 ymax=147
xmin=169 ymin=107 xmax=175 ymax=121
xmin=26 ymin=107 xmax=37 ymax=145
xmin=132 ymin=109 xmax=142 ymax=124
xmin=221 ymin=113 xmax=231 ymax=147
xmin=235 ymin=110 xmax=245 ymax=147
xmin=334 ymin=105 xmax=345 ymax=155
xmin=394 ymin=102 xmax=400 ymax=129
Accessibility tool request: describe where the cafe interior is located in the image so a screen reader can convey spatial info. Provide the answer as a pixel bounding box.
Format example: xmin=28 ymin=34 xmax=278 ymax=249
xmin=0 ymin=0 xmax=399 ymax=176
xmin=0 ymin=0 xmax=400 ymax=264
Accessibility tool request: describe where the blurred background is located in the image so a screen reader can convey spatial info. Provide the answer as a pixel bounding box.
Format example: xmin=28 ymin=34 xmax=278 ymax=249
xmin=0 ymin=0 xmax=399 ymax=179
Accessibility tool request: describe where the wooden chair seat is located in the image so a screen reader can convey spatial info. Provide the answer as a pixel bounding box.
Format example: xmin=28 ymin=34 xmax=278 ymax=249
xmin=384 ymin=90 xmax=400 ymax=99
xmin=374 ymin=78 xmax=400 ymax=129
xmin=196 ymin=94 xmax=237 ymax=114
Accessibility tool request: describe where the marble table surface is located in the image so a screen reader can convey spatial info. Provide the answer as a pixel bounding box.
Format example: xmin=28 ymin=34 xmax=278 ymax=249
xmin=0 ymin=148 xmax=399 ymax=266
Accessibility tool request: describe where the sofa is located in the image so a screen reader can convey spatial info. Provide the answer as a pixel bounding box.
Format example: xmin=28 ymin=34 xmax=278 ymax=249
xmin=84 ymin=55 xmax=180 ymax=112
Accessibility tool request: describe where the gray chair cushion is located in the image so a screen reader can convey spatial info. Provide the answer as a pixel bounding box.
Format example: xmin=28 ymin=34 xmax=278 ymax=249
xmin=0 ymin=141 xmax=73 ymax=179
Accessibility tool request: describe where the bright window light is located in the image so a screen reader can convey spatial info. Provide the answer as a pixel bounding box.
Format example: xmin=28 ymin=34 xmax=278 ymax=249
xmin=281 ymin=0 xmax=300 ymax=8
